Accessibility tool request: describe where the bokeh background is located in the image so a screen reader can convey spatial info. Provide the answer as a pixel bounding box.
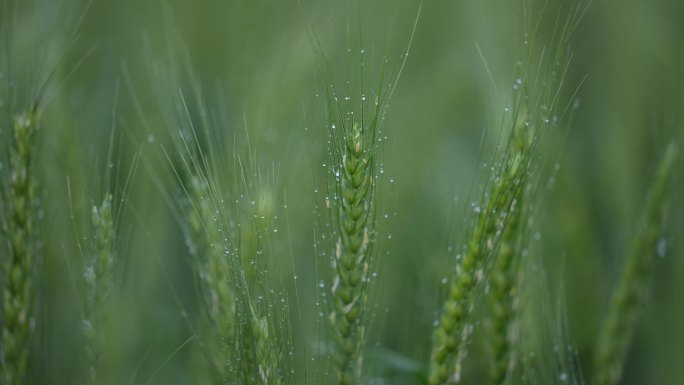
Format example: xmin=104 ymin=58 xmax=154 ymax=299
xmin=2 ymin=0 xmax=683 ymax=384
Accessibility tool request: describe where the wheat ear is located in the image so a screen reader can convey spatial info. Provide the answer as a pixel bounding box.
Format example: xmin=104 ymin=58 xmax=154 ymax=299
xmin=428 ymin=106 xmax=533 ymax=385
xmin=186 ymin=173 xmax=236 ymax=380
xmin=81 ymin=194 xmax=115 ymax=382
xmin=1 ymin=109 xmax=40 ymax=385
xmin=592 ymin=143 xmax=678 ymax=385
xmin=489 ymin=195 xmax=526 ymax=384
xmin=329 ymin=121 xmax=376 ymax=385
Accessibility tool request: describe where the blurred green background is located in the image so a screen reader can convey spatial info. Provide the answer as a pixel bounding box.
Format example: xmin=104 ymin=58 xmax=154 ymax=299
xmin=2 ymin=0 xmax=683 ymax=384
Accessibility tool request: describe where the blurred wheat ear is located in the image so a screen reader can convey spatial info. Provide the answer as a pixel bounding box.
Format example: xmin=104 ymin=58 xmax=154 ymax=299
xmin=592 ymin=142 xmax=678 ymax=385
xmin=1 ymin=108 xmax=40 ymax=385
xmin=160 ymin=74 xmax=290 ymax=383
xmin=185 ymin=173 xmax=236 ymax=381
xmin=81 ymin=193 xmax=116 ymax=383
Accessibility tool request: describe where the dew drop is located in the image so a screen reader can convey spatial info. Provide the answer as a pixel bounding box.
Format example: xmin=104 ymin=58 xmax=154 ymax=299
xmin=657 ymin=239 xmax=667 ymax=258
xmin=573 ymin=98 xmax=581 ymax=109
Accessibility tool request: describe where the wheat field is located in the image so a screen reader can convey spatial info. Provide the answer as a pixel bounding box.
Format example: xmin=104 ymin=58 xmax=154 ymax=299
xmin=1 ymin=1 xmax=683 ymax=385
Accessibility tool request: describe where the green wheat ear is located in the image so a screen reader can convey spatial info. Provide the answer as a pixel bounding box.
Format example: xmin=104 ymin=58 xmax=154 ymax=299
xmin=592 ymin=142 xmax=678 ymax=385
xmin=186 ymin=173 xmax=236 ymax=381
xmin=428 ymin=101 xmax=533 ymax=385
xmin=488 ymin=196 xmax=526 ymax=384
xmin=82 ymin=194 xmax=116 ymax=383
xmin=1 ymin=109 xmax=40 ymax=385
xmin=487 ymin=100 xmax=536 ymax=385
xmin=250 ymin=307 xmax=283 ymax=385
xmin=329 ymin=119 xmax=377 ymax=385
